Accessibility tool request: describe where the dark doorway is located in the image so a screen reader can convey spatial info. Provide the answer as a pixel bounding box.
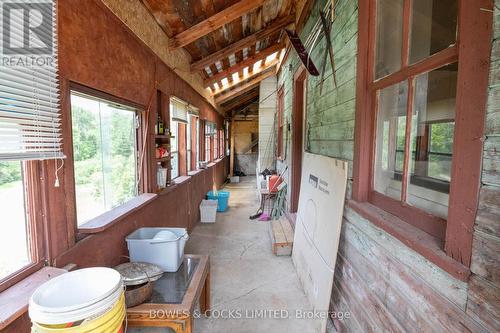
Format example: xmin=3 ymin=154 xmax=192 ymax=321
xmin=290 ymin=67 xmax=307 ymax=213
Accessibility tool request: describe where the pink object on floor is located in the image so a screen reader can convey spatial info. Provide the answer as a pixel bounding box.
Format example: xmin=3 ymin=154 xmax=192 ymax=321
xmin=258 ymin=213 xmax=270 ymax=221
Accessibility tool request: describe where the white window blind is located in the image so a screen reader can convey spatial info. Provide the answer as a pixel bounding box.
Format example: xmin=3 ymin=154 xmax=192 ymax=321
xmin=188 ymin=105 xmax=199 ymax=116
xmin=170 ymin=97 xmax=188 ymax=123
xmin=0 ymin=3 xmax=61 ymax=161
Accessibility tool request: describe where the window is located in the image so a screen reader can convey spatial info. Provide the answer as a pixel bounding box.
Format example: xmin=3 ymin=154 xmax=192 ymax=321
xmin=170 ymin=118 xmax=179 ymax=179
xmin=371 ymin=0 xmax=459 ymax=234
xmin=353 ymin=0 xmax=492 ymax=268
xmin=219 ymin=129 xmax=225 ymax=158
xmin=170 ymin=97 xmax=190 ymax=177
xmin=71 ymin=92 xmax=139 ymax=225
xmin=0 ymin=162 xmax=30 ymax=281
xmin=187 ymin=116 xmax=192 ymax=171
xmin=277 ymin=87 xmax=284 ymax=159
xmin=0 ymin=0 xmax=60 ymax=288
xmin=225 ymin=121 xmax=230 ymax=156
xmin=205 ymin=121 xmax=216 ymax=162
xmin=205 ymin=135 xmax=211 ymax=162
xmin=196 ymin=118 xmax=200 ymax=167
xmin=214 ymin=130 xmax=219 ymax=159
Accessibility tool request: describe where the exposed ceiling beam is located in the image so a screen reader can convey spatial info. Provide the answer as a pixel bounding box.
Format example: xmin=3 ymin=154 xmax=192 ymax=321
xmin=169 ymin=0 xmax=267 ymax=49
xmin=204 ymin=43 xmax=284 ymax=87
xmin=215 ymin=67 xmax=276 ymax=104
xmin=212 ymin=58 xmax=279 ymax=95
xmin=222 ymin=89 xmax=259 ymax=112
xmin=190 ymin=14 xmax=295 ymax=71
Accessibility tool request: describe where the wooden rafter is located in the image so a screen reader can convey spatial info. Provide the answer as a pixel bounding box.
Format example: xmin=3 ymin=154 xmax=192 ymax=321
xmin=215 ymin=67 xmax=276 ymax=104
xmin=222 ymin=89 xmax=259 ymax=113
xmin=190 ymin=14 xmax=294 ymax=71
xmin=212 ymin=58 xmax=279 ymax=94
xmin=204 ymin=42 xmax=284 ymax=87
xmin=169 ymin=0 xmax=267 ymax=49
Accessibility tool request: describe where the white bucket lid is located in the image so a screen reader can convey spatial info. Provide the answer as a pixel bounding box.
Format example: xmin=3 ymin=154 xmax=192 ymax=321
xmin=29 ymin=267 xmax=123 ymax=324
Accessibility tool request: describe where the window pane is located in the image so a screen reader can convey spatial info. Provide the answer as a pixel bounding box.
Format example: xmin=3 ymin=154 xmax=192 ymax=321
xmin=406 ymin=64 xmax=457 ymax=218
xmin=375 ymin=0 xmax=404 ymax=79
xmin=0 ymin=161 xmax=30 ymax=280
xmin=409 ymin=0 xmax=458 ymax=64
xmin=71 ymin=93 xmax=138 ymax=225
xmin=170 ymin=121 xmax=179 ymax=179
xmin=187 ymin=117 xmax=192 ymax=171
xmin=196 ymin=119 xmax=200 ymax=167
xmin=374 ymin=81 xmax=408 ymax=200
xmin=171 ymin=152 xmax=179 ymax=179
xmin=205 ymin=137 xmax=211 ymax=161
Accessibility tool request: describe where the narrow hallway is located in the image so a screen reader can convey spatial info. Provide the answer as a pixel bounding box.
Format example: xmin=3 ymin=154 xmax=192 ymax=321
xmin=186 ymin=177 xmax=321 ymax=333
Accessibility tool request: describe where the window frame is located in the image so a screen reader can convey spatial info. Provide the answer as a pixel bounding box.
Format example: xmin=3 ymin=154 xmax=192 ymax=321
xmin=276 ymin=86 xmax=285 ymax=160
xmin=69 ymin=84 xmax=145 ymax=226
xmin=170 ymin=120 xmax=180 ymax=179
xmin=352 ymin=0 xmax=493 ymax=268
xmin=0 ymin=161 xmax=46 ymax=293
xmin=188 ymin=115 xmax=198 ymax=171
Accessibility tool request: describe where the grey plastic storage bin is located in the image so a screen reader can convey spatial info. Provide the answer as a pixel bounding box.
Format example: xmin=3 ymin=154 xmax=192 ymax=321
xmin=125 ymin=227 xmax=189 ymax=272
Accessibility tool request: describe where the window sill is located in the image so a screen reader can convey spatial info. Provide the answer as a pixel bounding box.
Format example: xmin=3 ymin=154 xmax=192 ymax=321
xmin=0 ymin=267 xmax=67 ymax=330
xmin=78 ymin=193 xmax=157 ymax=234
xmin=188 ymin=169 xmax=202 ymax=176
xmin=347 ymin=200 xmax=470 ymax=282
xmin=174 ymin=175 xmax=191 ymax=184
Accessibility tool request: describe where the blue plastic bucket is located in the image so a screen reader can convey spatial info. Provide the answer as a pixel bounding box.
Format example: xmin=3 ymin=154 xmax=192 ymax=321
xmin=207 ymin=191 xmax=230 ymax=212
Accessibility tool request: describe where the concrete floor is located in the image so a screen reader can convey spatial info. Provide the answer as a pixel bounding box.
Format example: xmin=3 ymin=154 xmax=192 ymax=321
xmin=129 ymin=177 xmax=321 ymax=333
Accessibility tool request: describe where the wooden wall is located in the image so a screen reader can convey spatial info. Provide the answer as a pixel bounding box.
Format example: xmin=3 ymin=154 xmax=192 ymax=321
xmin=2 ymin=1 xmax=227 ymax=331
xmin=55 ymin=0 xmax=225 ymax=265
xmin=467 ymin=0 xmax=500 ymax=328
xmin=277 ymin=0 xmax=499 ymax=331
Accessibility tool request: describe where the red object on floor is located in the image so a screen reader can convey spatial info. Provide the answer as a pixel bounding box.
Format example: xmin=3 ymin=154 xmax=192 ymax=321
xmin=269 ymin=175 xmax=283 ymax=193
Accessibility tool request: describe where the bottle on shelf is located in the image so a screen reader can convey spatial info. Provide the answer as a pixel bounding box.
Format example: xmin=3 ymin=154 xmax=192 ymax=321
xmin=156 ymin=114 xmax=165 ymax=135
xmin=157 ymin=162 xmax=167 ymax=189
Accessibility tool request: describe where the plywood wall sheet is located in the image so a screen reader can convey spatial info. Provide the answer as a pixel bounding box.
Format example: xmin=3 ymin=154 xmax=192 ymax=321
xmin=292 ymin=152 xmax=348 ymax=332
xmin=58 ymin=0 xmax=155 ymax=106
xmin=297 ymin=153 xmax=348 ymax=268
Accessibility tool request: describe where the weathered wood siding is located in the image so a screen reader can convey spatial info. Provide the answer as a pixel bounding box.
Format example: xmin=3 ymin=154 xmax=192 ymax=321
xmin=277 ymin=0 xmax=499 ymax=331
xmin=467 ymin=1 xmax=500 ymax=329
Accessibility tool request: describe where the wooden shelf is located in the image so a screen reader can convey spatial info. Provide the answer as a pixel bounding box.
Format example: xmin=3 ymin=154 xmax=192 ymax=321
xmin=155 ymin=134 xmax=175 ymax=139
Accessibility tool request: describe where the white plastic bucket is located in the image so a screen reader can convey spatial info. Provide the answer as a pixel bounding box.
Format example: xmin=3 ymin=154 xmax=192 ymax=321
xmin=200 ymin=199 xmax=218 ymax=223
xmin=126 ymin=227 xmax=189 ymax=272
xmin=29 ymin=267 xmax=124 ymax=331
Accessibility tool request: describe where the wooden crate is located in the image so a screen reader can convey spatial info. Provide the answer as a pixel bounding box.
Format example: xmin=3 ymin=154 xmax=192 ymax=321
xmin=269 ymin=217 xmax=294 ymax=256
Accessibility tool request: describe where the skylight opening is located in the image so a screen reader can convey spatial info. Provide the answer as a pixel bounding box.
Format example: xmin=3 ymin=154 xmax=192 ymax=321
xmin=253 ymin=60 xmax=262 ymax=72
xmin=265 ymin=52 xmax=278 ymax=64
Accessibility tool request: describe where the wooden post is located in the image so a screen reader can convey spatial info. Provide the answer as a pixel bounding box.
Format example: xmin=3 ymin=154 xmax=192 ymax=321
xmin=230 ymin=116 xmax=235 ymax=177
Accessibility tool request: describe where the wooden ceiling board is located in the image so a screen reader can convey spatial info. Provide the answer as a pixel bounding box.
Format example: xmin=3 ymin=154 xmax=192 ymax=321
xmin=209 ymin=64 xmax=220 ymax=78
xmin=262 ymin=0 xmax=280 ymax=25
xmin=141 ymin=0 xmax=294 ymax=103
xmin=213 ymin=59 xmax=278 ymax=95
xmin=169 ymin=0 xmax=267 ymax=48
xmin=190 ymin=14 xmax=294 ymax=71
xmin=215 ymin=67 xmax=275 ymax=104
xmin=221 ymin=87 xmax=259 ymax=113
xmin=278 ymin=0 xmax=294 ymax=16
xmin=204 ymin=42 xmax=284 ymax=87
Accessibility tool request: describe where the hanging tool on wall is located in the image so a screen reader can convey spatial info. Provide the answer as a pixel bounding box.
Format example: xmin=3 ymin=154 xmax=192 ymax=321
xmin=284 ymin=29 xmax=320 ymax=76
xmin=319 ymin=3 xmax=337 ymax=92
xmin=318 ymin=21 xmax=330 ymax=94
